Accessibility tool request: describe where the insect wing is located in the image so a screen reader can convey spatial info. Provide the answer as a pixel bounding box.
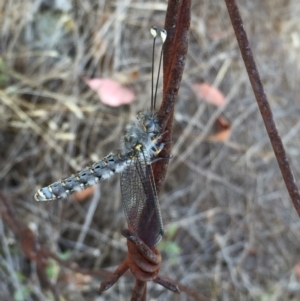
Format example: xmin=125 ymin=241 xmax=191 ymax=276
xmin=120 ymin=155 xmax=163 ymax=248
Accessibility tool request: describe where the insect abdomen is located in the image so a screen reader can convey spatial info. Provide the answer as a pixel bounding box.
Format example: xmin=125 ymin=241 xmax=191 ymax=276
xmin=35 ymin=152 xmax=128 ymax=201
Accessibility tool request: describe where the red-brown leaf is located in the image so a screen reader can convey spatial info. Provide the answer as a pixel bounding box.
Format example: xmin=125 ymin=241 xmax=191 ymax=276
xmin=192 ymin=82 xmax=226 ymax=107
xmin=84 ymin=77 xmax=135 ymax=107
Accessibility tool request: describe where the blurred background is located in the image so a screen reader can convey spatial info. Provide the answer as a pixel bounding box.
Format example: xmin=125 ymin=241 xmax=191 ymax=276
xmin=1 ymin=0 xmax=300 ymax=300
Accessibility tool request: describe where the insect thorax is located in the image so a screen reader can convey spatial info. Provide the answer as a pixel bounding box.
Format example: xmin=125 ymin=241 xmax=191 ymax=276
xmin=34 ymin=111 xmax=163 ymax=202
xmin=121 ymin=111 xmax=163 ymax=161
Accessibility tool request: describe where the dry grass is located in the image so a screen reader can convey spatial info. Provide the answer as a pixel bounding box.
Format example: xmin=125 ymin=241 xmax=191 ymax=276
xmin=1 ymin=0 xmax=300 ymax=300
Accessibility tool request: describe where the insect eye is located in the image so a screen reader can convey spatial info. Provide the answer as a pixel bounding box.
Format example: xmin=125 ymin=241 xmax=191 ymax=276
xmin=144 ymin=120 xmax=155 ymax=132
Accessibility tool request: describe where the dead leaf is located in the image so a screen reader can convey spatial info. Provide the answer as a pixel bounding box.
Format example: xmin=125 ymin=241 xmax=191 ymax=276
xmin=84 ymin=77 xmax=135 ymax=107
xmin=295 ymin=262 xmax=300 ymax=280
xmin=216 ymin=115 xmax=230 ymax=129
xmin=208 ymin=116 xmax=231 ymax=143
xmin=208 ymin=128 xmax=231 ymax=142
xmin=73 ymin=186 xmax=95 ymax=202
xmin=192 ymin=82 xmax=226 ymax=107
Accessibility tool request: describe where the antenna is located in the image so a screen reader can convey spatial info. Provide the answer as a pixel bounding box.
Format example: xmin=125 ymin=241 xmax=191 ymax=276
xmin=150 ymin=27 xmax=167 ymax=112
xmin=150 ymin=26 xmax=158 ymax=112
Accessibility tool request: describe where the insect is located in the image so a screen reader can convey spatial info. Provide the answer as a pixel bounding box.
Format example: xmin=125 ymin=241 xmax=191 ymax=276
xmin=34 ymin=27 xmax=167 ymax=247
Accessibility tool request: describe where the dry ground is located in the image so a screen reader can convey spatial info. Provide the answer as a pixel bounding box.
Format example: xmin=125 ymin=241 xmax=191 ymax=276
xmin=1 ymin=0 xmax=300 ymax=300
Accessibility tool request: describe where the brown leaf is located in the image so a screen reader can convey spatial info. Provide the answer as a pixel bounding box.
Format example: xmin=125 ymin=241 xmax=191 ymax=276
xmin=73 ymin=186 xmax=95 ymax=202
xmin=216 ymin=115 xmax=230 ymax=130
xmin=295 ymin=262 xmax=300 ymax=280
xmin=84 ymin=77 xmax=135 ymax=107
xmin=208 ymin=116 xmax=231 ymax=143
xmin=208 ymin=128 xmax=231 ymax=143
xmin=192 ymin=82 xmax=226 ymax=107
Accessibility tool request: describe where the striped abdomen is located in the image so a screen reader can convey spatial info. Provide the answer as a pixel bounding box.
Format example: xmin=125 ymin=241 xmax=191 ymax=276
xmin=35 ymin=152 xmax=130 ymax=201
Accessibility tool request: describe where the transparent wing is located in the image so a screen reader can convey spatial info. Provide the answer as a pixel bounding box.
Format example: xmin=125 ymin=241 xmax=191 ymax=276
xmin=120 ymin=154 xmax=163 ymax=248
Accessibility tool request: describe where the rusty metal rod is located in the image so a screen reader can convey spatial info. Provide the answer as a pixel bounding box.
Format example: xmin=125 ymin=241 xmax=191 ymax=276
xmin=224 ymin=0 xmax=300 ymax=216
